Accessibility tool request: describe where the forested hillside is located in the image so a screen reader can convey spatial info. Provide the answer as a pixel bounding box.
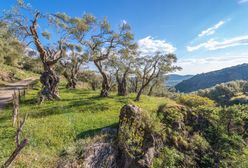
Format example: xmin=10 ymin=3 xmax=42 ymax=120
xmin=196 ymin=80 xmax=248 ymax=106
xmin=175 ymin=64 xmax=248 ymax=92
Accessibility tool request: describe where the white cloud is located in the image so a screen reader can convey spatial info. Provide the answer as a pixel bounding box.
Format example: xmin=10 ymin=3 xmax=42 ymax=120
xmin=187 ymin=35 xmax=248 ymax=52
xmin=176 ymin=54 xmax=248 ymax=75
xmin=138 ymin=36 xmax=176 ymax=55
xmin=198 ymin=20 xmax=225 ymax=37
xmin=239 ymin=0 xmax=248 ymax=4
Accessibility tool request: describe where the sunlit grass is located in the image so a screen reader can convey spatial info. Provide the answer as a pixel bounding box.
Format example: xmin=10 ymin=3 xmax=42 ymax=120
xmin=0 ymin=85 xmax=173 ymax=167
xmin=1 ymin=64 xmax=39 ymax=82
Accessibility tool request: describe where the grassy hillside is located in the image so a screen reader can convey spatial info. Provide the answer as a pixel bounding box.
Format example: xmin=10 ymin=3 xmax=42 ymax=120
xmin=0 ymin=64 xmax=39 ymax=85
xmin=0 ymin=85 xmax=174 ymax=167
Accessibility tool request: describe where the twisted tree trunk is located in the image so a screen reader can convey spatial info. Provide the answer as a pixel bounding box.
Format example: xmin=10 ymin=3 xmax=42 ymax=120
xmin=29 ymin=13 xmax=63 ymax=103
xmin=63 ymin=71 xmax=77 ymax=89
xmin=117 ymin=79 xmax=127 ymax=96
xmin=100 ymin=77 xmax=110 ymax=97
xmin=39 ymin=66 xmax=60 ymax=102
xmin=117 ymin=70 xmax=128 ymax=96
xmin=94 ymin=61 xmax=110 ymax=97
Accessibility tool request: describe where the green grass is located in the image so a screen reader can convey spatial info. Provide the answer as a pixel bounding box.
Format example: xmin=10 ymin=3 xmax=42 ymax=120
xmin=0 ymin=85 xmax=174 ymax=167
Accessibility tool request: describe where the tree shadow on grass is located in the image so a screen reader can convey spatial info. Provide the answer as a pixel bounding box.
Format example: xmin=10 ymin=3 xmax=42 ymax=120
xmin=69 ymin=100 xmax=110 ymax=113
xmin=115 ymin=96 xmax=130 ymax=104
xmin=20 ymin=98 xmax=37 ymax=105
xmin=28 ymin=106 xmax=74 ymax=118
xmin=0 ymin=116 xmax=11 ymax=122
xmin=76 ymin=123 xmax=118 ymax=140
xmin=28 ymin=97 xmax=111 ymax=118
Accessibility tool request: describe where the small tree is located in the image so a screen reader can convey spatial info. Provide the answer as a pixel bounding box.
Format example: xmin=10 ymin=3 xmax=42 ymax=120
xmin=60 ymin=44 xmax=88 ymax=89
xmin=110 ymin=43 xmax=137 ymax=96
xmin=135 ymin=53 xmax=180 ymax=101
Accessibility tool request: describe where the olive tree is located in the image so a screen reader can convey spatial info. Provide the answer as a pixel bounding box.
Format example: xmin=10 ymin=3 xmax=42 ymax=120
xmin=109 ymin=32 xmax=137 ymax=96
xmin=60 ymin=44 xmax=88 ymax=89
xmin=88 ymin=20 xmax=134 ymax=97
xmin=55 ymin=13 xmax=134 ymax=97
xmin=3 ymin=1 xmax=67 ymax=102
xmin=135 ymin=53 xmax=181 ymax=101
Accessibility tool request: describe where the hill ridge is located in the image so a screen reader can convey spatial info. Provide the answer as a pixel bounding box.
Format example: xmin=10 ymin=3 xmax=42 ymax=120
xmin=175 ymin=63 xmax=248 ymax=92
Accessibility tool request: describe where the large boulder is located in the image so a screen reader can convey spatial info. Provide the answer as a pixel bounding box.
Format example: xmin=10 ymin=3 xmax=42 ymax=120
xmin=117 ymin=105 xmax=163 ymax=168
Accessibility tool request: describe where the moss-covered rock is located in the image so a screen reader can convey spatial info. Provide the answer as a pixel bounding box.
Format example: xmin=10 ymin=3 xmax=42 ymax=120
xmin=118 ymin=104 xmax=164 ymax=168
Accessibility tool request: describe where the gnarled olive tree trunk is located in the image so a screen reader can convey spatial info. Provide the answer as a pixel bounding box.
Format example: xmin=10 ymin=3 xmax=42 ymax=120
xmin=94 ymin=61 xmax=111 ymax=97
xmin=39 ymin=64 xmax=60 ymax=101
xmin=30 ymin=13 xmax=63 ymax=103
xmin=100 ymin=76 xmax=110 ymax=97
xmin=116 ymin=70 xmax=128 ymax=96
xmin=63 ymin=70 xmax=77 ymax=89
xmin=117 ymin=79 xmax=127 ymax=96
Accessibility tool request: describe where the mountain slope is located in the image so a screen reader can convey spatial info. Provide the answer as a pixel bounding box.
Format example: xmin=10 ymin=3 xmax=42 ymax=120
xmin=166 ymin=74 xmax=193 ymax=87
xmin=175 ymin=63 xmax=248 ymax=93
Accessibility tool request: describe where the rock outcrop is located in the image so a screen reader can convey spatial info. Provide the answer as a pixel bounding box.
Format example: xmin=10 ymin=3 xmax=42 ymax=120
xmin=58 ymin=104 xmax=163 ymax=168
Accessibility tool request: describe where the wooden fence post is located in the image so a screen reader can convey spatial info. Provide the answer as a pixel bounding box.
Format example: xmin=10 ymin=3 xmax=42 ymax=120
xmin=2 ymin=114 xmax=28 ymax=168
xmin=12 ymin=91 xmax=19 ymax=127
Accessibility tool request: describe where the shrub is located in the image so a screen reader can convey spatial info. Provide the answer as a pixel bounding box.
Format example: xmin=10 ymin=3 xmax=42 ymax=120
xmin=177 ymin=94 xmax=215 ymax=108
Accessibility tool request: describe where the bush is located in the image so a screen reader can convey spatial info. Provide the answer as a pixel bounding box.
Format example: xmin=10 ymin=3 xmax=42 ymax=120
xmin=153 ymin=146 xmax=183 ymax=168
xmin=177 ymin=94 xmax=215 ymax=108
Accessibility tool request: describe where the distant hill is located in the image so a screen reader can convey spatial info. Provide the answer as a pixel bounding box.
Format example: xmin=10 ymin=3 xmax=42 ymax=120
xmin=166 ymin=74 xmax=193 ymax=87
xmin=175 ymin=63 xmax=248 ymax=93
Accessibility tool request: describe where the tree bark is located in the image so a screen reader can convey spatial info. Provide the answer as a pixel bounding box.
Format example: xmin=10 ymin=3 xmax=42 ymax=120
xmin=100 ymin=78 xmax=110 ymax=97
xmin=135 ymin=86 xmax=145 ymax=101
xmin=2 ymin=139 xmax=28 ymax=168
xmin=3 ymin=114 xmax=28 ymax=168
xmin=94 ymin=61 xmax=110 ymax=97
xmin=117 ymin=79 xmax=127 ymax=96
xmin=64 ymin=71 xmax=77 ymax=89
xmin=12 ymin=91 xmax=19 ymax=127
xmin=148 ymin=81 xmax=158 ymax=96
xmin=39 ymin=67 xmax=60 ymax=103
xmin=29 ymin=13 xmax=62 ymax=103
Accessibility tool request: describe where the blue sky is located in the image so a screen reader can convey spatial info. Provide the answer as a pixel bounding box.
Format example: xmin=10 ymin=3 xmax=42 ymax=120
xmin=1 ymin=0 xmax=248 ymax=75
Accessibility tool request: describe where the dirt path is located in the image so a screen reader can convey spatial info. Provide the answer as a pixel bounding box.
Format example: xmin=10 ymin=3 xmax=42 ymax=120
xmin=0 ymin=78 xmax=38 ymax=110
